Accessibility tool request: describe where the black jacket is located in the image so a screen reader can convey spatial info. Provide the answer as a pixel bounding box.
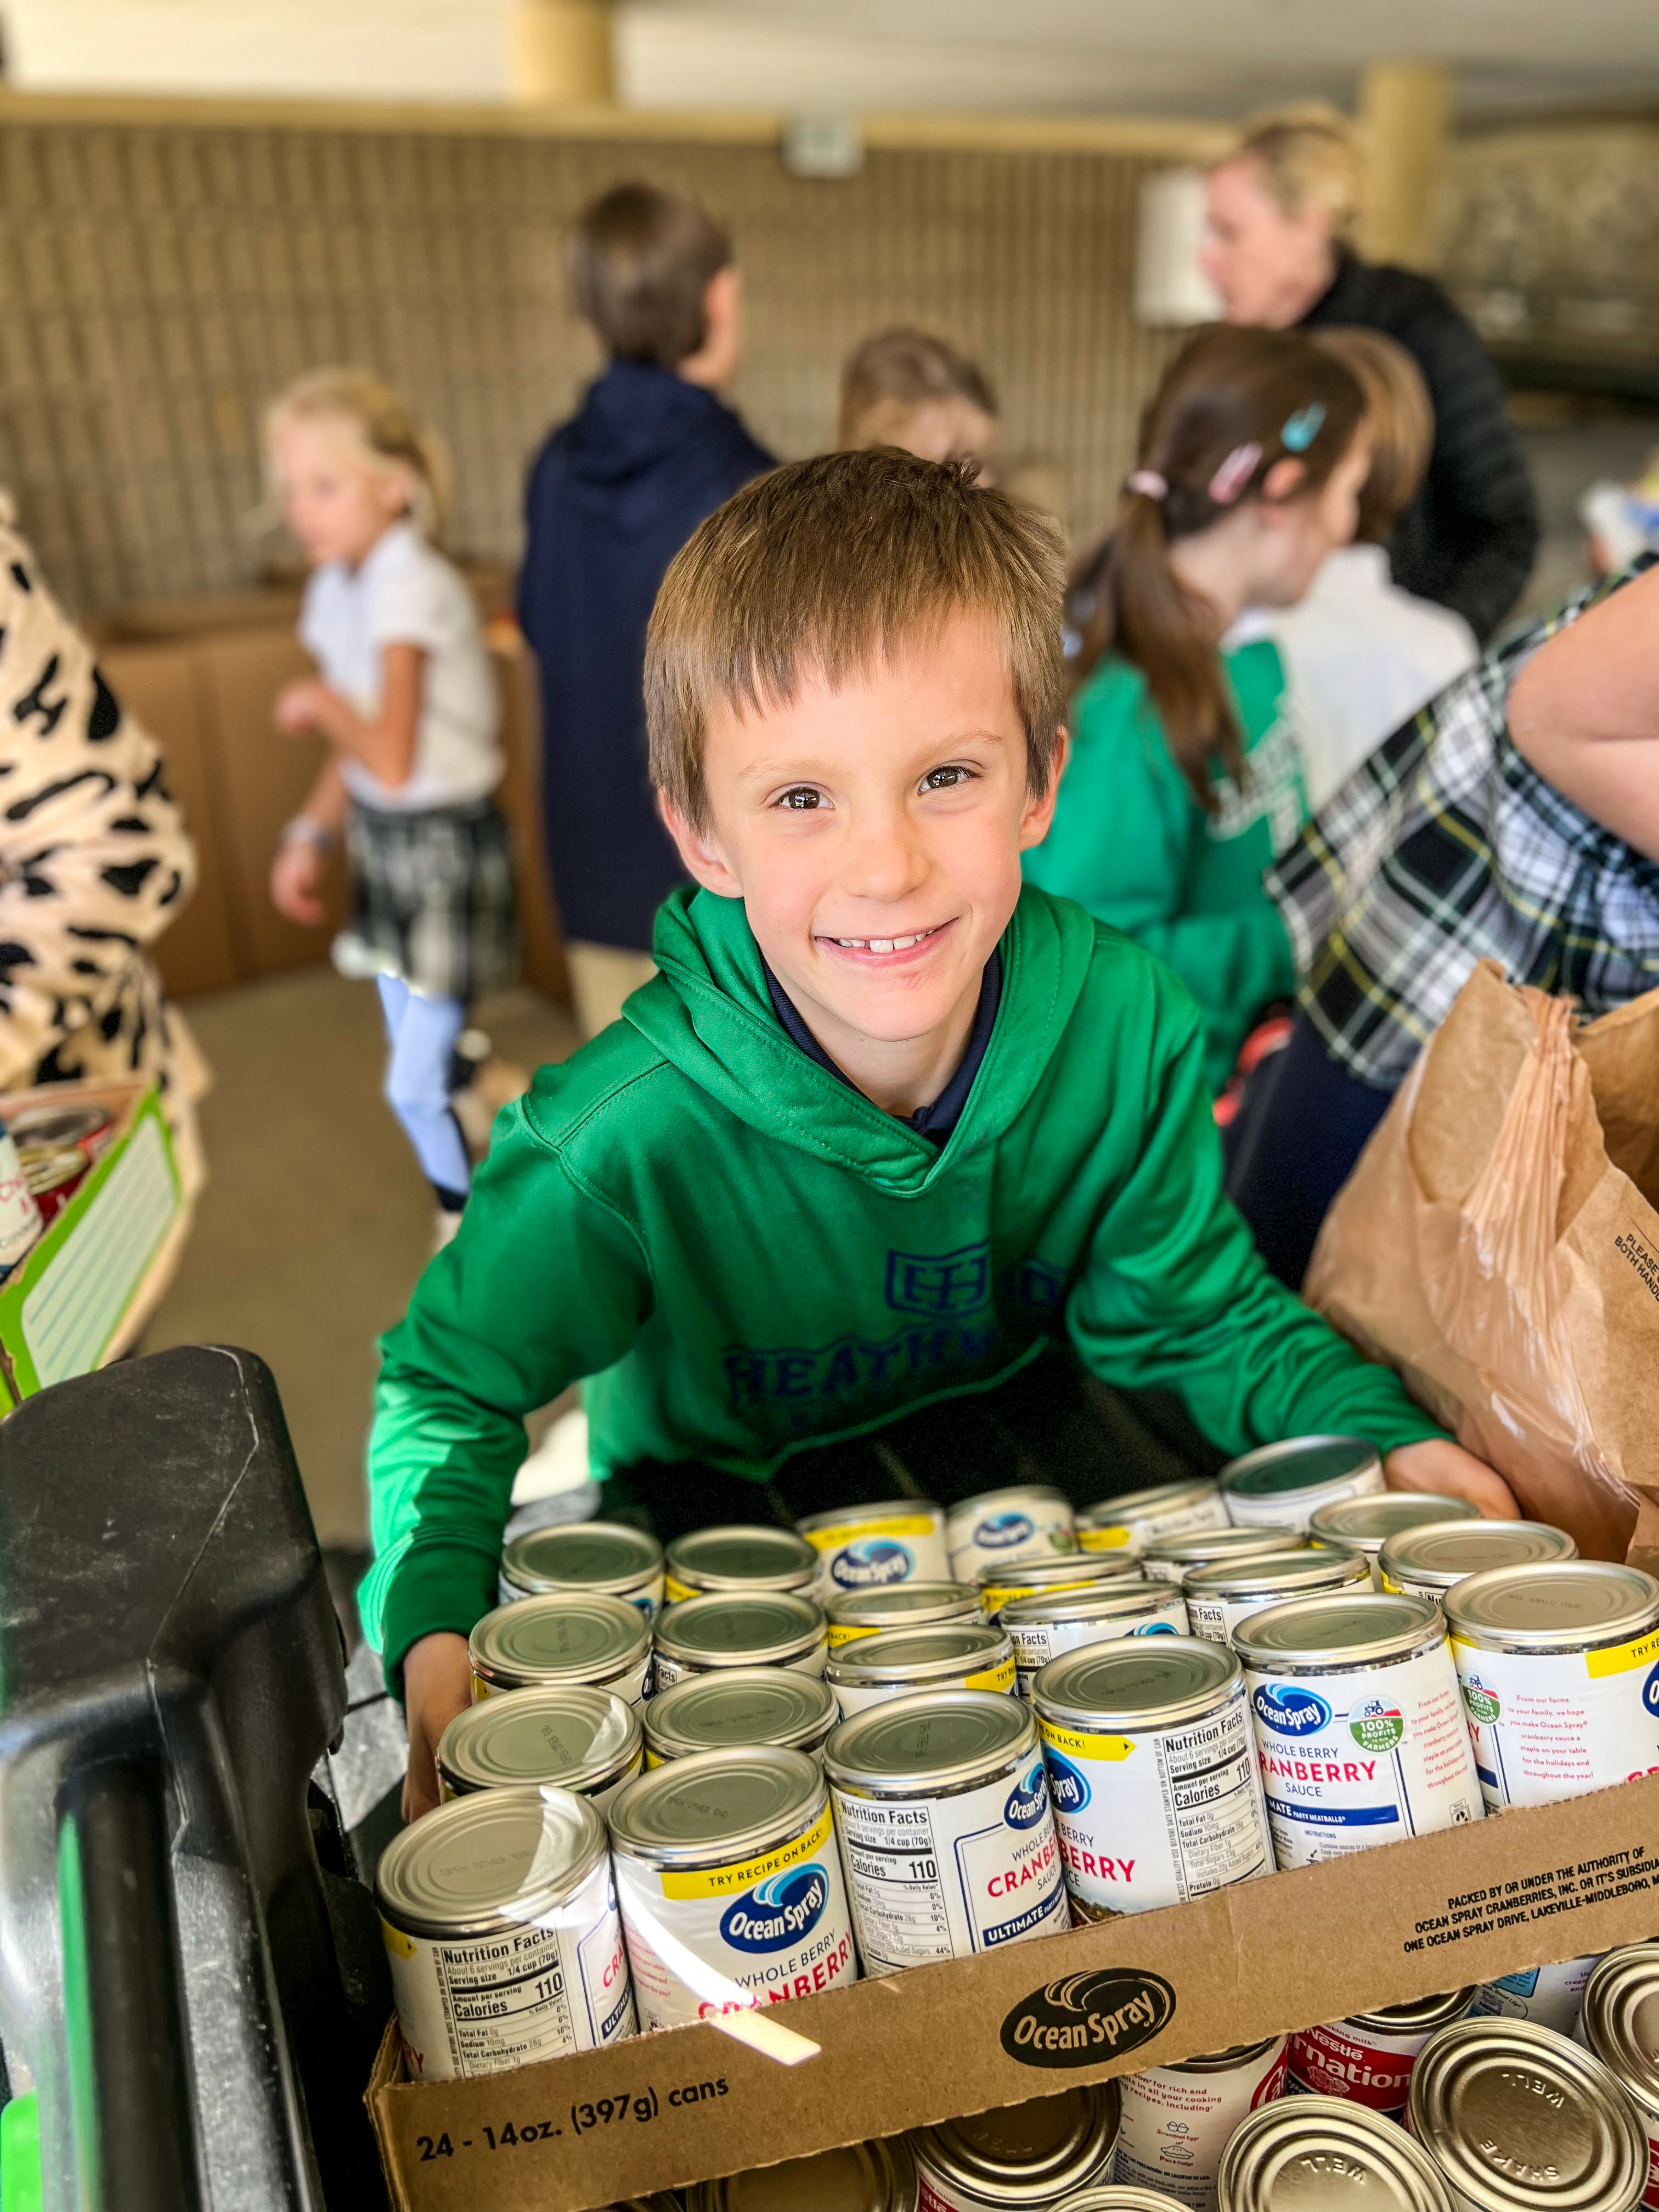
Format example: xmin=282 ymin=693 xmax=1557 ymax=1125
xmin=518 ymin=360 xmax=774 ymax=950
xmin=1299 ymin=253 xmax=1538 ymax=642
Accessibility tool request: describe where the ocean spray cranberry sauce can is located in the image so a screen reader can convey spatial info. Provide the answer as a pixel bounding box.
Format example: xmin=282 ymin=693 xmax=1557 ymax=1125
xmin=1031 ymin=1638 xmax=1272 ymax=1919
xmin=908 ymin=2085 xmax=1121 ymax=2209
xmin=824 ymin=1689 xmax=1067 ymax=1973
xmin=979 ymin=1550 xmax=1143 ymax=1619
xmin=1378 ymin=1519 xmax=1577 ymax=1601
xmin=1218 ymin=2095 xmax=1456 ymax=2211
xmin=825 ymin=1621 xmax=1016 ymax=1716
xmin=689 ymin=2135 xmax=918 ymax=2210
xmin=1138 ymin=1526 xmax=1304 ymax=1588
xmin=1443 ymin=1561 xmax=1659 ymax=1813
xmin=468 ymin=1592 xmax=653 ymax=1705
xmin=1467 ymin=1954 xmax=1601 ymax=2036
xmin=498 ymin=1519 xmax=665 ymax=1618
xmin=641 ymin=1667 xmax=839 ymax=1768
xmin=606 ymin=1746 xmax=856 ymax=2031
xmin=1002 ymin=1580 xmax=1189 ymax=1699
xmin=376 ymin=1785 xmax=635 ymax=2080
xmin=795 ymin=1499 xmax=951 ymax=1594
xmin=1115 ymin=2038 xmax=1287 ymax=2211
xmin=1183 ymin=1548 xmax=1368 ymax=1648
xmin=825 ymin=1580 xmax=983 ymax=1650
xmin=946 ymin=1487 xmax=1077 ymax=1583
xmin=1285 ymin=1988 xmax=1475 ymax=2118
xmin=663 ymin=1523 xmax=821 ymax=1605
xmin=650 ymin=1589 xmax=828 ymax=1690
xmin=1219 ymin=1437 xmax=1384 ymax=1533
xmin=1233 ymin=1592 xmax=1481 ymax=1869
xmin=1307 ymin=1493 xmax=1479 ymax=1589
xmin=1581 ymin=1944 xmax=1659 ymax=2212
xmin=436 ymin=1683 xmax=642 ymax=1808
xmin=1076 ymin=1480 xmax=1229 ymax=1557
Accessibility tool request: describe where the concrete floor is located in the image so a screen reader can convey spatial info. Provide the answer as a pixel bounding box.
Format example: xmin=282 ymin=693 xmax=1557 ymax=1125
xmin=145 ymin=968 xmax=580 ymax=1546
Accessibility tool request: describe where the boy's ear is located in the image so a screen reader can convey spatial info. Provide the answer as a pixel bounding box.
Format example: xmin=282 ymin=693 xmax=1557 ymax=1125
xmin=657 ymin=792 xmax=744 ymax=899
xmin=1018 ymin=726 xmax=1070 ymax=853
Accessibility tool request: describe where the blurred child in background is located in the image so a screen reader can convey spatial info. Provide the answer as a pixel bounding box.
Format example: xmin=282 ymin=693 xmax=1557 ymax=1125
xmin=1024 ymin=325 xmax=1367 ymax=1094
xmin=839 ymin=328 xmax=1000 ymax=478
xmin=267 ymin=369 xmax=515 ymax=1243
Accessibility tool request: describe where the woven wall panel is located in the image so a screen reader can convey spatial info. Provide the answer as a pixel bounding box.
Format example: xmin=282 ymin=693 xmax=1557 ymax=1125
xmin=0 ymin=115 xmax=1185 ymax=616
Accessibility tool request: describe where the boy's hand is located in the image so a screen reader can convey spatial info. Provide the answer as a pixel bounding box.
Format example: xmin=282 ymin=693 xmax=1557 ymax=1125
xmin=274 ymin=677 xmax=331 ymax=736
xmin=1384 ymin=1437 xmax=1520 ymax=1520
xmin=269 ymin=838 xmax=327 ymax=926
xmin=402 ymin=1632 xmax=473 ymax=1822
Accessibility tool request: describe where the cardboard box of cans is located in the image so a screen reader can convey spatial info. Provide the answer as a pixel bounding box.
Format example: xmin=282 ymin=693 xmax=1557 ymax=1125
xmin=365 ymin=1450 xmax=1659 ymax=2211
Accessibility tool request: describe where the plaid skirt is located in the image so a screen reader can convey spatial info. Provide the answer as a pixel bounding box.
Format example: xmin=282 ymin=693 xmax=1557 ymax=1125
xmin=343 ymin=797 xmax=517 ymax=1004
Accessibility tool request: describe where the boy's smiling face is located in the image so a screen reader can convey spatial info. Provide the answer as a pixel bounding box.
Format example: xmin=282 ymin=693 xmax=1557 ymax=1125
xmin=662 ymin=610 xmax=1065 ymax=1115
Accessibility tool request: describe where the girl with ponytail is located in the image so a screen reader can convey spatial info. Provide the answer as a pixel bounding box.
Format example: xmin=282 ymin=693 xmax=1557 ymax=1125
xmin=1025 ymin=324 xmax=1367 ymax=1093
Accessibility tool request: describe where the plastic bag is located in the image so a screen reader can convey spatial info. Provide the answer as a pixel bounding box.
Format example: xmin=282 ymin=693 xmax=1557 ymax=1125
xmin=1305 ymin=961 xmax=1659 ymax=1567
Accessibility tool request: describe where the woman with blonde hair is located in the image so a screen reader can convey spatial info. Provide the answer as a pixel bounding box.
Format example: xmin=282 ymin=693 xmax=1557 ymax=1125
xmin=1201 ymin=104 xmax=1536 ymax=641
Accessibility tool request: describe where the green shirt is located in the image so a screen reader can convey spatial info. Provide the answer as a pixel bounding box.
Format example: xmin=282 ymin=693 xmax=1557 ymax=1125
xmin=1024 ymin=640 xmax=1304 ymax=1091
xmin=362 ymin=883 xmax=1440 ymax=1681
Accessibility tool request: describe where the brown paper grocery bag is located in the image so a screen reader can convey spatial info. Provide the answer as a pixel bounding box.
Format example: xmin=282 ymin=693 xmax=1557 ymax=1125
xmin=1305 ymin=961 xmax=1659 ymax=1568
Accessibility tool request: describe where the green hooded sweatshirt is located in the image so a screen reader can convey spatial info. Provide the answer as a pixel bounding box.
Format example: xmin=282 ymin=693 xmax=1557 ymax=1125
xmin=363 ymin=883 xmax=1440 ymax=1678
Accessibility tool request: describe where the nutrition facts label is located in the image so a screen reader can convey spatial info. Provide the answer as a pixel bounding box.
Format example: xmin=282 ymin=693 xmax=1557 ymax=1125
xmin=433 ymin=1925 xmax=578 ymax=2073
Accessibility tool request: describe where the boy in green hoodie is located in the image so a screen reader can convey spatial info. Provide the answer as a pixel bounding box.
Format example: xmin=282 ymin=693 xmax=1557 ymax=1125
xmin=367 ymin=450 xmax=1513 ymax=1816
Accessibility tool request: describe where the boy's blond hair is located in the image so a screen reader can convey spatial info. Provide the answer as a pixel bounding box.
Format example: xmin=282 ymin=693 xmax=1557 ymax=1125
xmin=1224 ymin=103 xmax=1364 ymax=245
xmin=839 ymin=329 xmax=998 ymax=452
xmin=1311 ymin=326 xmax=1434 ymax=544
xmin=646 ymin=450 xmax=1068 ymax=832
xmin=267 ymin=367 xmax=452 ymax=543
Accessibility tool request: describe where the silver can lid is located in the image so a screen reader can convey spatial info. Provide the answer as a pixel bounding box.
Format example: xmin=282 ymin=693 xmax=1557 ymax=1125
xmin=1032 ymin=1636 xmax=1240 ymax=1731
xmin=1582 ymin=1943 xmax=1659 ymax=2115
xmin=607 ymin=1745 xmax=826 ymax=1867
xmin=826 ymin=1582 xmax=981 ymax=1634
xmin=1183 ymin=1548 xmax=1368 ymax=1604
xmin=499 ymin=1518 xmax=662 ymax=1597
xmin=1443 ymin=1560 xmax=1659 ymax=1647
xmin=825 ymin=1688 xmax=1037 ymax=1792
xmin=653 ymin=1589 xmax=826 ymax=1667
xmin=643 ymin=1668 xmax=839 ymax=1762
xmin=1232 ymin=1592 xmax=1442 ymax=1669
xmin=1001 ymin=1579 xmax=1178 ymax=1629
xmin=911 ymin=2084 xmax=1120 ymax=2203
xmin=1162 ymin=2037 xmax=1282 ymax=2074
xmin=1308 ymin=1493 xmax=1479 ymax=1554
xmin=1219 ymin=2094 xmax=1455 ymax=2210
xmin=690 ymin=2135 xmax=918 ymax=2211
xmin=665 ymin=1523 xmax=819 ymax=1593
xmin=1347 ymin=1987 xmax=1475 ymax=2035
xmin=1079 ymin=1480 xmax=1220 ymax=1527
xmin=1221 ymin=1435 xmax=1381 ymax=1502
xmin=826 ymin=1622 xmax=1011 ymax=1688
xmin=979 ymin=1554 xmax=1139 ymax=1598
xmin=795 ymin=1498 xmax=938 ymax=1539
xmin=1408 ymin=2017 xmax=1647 ymax=2210
xmin=1045 ymin=2191 xmax=1189 ymax=2212
xmin=1380 ymin=1520 xmax=1578 ymax=1592
xmin=437 ymin=1684 xmax=641 ymax=1795
xmin=1142 ymin=1525 xmax=1302 ymax=1572
xmin=375 ymin=1784 xmax=607 ymax=1939
xmin=470 ymin=1592 xmax=651 ymax=1684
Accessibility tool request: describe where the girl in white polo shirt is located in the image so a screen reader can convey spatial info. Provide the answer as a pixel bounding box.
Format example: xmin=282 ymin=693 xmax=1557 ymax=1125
xmin=266 ymin=369 xmax=515 ymax=1236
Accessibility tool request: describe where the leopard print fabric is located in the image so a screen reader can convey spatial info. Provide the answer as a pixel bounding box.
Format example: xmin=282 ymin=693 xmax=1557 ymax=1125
xmin=0 ymin=501 xmax=204 ymax=1188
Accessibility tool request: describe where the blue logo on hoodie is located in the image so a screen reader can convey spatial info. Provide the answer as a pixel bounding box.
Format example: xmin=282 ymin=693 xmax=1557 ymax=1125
xmin=885 ymin=1245 xmax=991 ymax=1317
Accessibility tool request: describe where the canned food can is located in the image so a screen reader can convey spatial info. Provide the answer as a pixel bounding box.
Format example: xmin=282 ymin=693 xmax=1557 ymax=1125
xmin=826 ymin=1581 xmax=983 ymax=1650
xmin=1442 ymin=1561 xmax=1659 ymax=1811
xmin=826 ymin=1622 xmax=1017 ymax=1716
xmin=1115 ymin=2038 xmax=1286 ymax=2211
xmin=607 ymin=1746 xmax=857 ymax=2030
xmin=643 ymin=1667 xmax=840 ymax=1768
xmin=1002 ymin=1581 xmax=1189 ymax=1699
xmin=946 ymin=1487 xmax=1077 ymax=1583
xmin=1468 ymin=1955 xmax=1600 ymax=2036
xmin=1032 ymin=1639 xmax=1272 ymax=1918
xmin=909 ymin=2084 xmax=1121 ymax=2209
xmin=1076 ymin=1481 xmax=1229 ymax=1557
xmin=825 ymin=1689 xmax=1067 ymax=1972
xmin=1218 ymin=2094 xmax=1457 ymax=2211
xmin=1220 ymin=1438 xmax=1384 ymax=1533
xmin=689 ymin=2135 xmax=919 ymax=2210
xmin=1581 ymin=1944 xmax=1659 ymax=2212
xmin=1307 ymin=1494 xmax=1480 ymax=1587
xmin=1139 ymin=1526 xmax=1305 ymax=1588
xmin=498 ymin=1520 xmax=665 ymax=1618
xmin=1379 ymin=1520 xmax=1578 ymax=1601
xmin=8 ymin=1101 xmax=111 ymax=1158
xmin=1184 ymin=1549 xmax=1369 ymax=1648
xmin=0 ymin=1122 xmax=42 ymax=1278
xmin=469 ymin=1593 xmax=653 ymax=1705
xmin=1049 ymin=2192 xmax=1193 ymax=2211
xmin=1285 ymin=1989 xmax=1475 ymax=2118
xmin=796 ymin=1499 xmax=951 ymax=1594
xmin=979 ymin=1551 xmax=1143 ymax=1619
xmin=437 ymin=1684 xmax=643 ymax=1808
xmin=376 ymin=1786 xmax=635 ymax=2079
xmin=651 ymin=1589 xmax=828 ymax=1690
xmin=1408 ymin=2017 xmax=1647 ymax=2211
xmin=1234 ymin=1593 xmax=1482 ymax=1868
xmin=664 ymin=1523 xmax=821 ymax=1605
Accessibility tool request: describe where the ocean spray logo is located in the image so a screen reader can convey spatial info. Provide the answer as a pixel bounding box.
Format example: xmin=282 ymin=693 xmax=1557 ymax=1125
xmin=1645 ymin=1661 xmax=1659 ymax=1718
xmin=719 ymin=1865 xmax=830 ymax=1953
xmin=1005 ymin=1763 xmax=1051 ymax=1829
xmin=1044 ymin=1751 xmax=1091 ymax=1815
xmin=1001 ymin=1968 xmax=1176 ymax=2068
xmin=1252 ymin=1683 xmax=1333 ymax=1736
xmin=831 ymin=1539 xmax=912 ymax=1590
xmin=975 ymin=1513 xmax=1035 ymax=1552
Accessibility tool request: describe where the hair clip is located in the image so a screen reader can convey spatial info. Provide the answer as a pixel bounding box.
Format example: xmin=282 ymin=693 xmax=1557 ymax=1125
xmin=1125 ymin=469 xmax=1168 ymax=500
xmin=1207 ymin=443 xmax=1261 ymax=506
xmin=1281 ymin=404 xmax=1326 ymax=453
